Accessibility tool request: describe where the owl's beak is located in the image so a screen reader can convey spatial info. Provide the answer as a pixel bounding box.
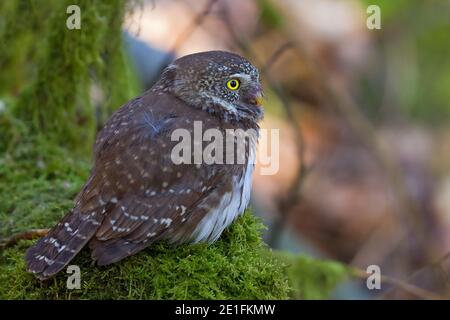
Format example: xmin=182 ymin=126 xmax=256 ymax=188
xmin=253 ymin=93 xmax=264 ymax=107
xmin=248 ymin=86 xmax=264 ymax=107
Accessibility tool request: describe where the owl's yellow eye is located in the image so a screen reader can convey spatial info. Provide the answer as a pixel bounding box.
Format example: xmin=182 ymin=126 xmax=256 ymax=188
xmin=226 ymin=79 xmax=240 ymax=90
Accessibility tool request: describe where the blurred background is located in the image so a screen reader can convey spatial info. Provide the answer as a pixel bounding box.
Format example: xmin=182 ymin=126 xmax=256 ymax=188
xmin=1 ymin=0 xmax=450 ymax=299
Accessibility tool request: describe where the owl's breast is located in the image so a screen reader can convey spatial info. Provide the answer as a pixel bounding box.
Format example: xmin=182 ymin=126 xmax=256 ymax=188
xmin=188 ymin=135 xmax=257 ymax=244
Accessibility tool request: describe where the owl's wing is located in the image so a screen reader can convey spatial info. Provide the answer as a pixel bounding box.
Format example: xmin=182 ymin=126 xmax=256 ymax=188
xmin=85 ymin=93 xmax=241 ymax=265
xmin=89 ymin=171 xmax=231 ymax=265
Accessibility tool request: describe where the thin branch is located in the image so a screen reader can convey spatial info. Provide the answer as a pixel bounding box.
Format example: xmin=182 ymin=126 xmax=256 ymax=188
xmin=351 ymin=267 xmax=445 ymax=300
xmin=378 ymin=251 xmax=450 ymax=299
xmin=0 ymin=229 xmax=49 ymax=250
xmin=263 ymin=41 xmax=295 ymax=74
xmin=169 ymin=0 xmax=220 ymax=53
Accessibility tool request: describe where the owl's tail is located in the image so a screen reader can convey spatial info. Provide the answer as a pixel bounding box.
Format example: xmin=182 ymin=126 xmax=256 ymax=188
xmin=25 ymin=208 xmax=102 ymax=280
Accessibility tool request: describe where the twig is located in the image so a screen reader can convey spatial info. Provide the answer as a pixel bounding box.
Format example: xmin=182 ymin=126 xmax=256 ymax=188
xmin=0 ymin=229 xmax=49 ymax=250
xmin=378 ymin=251 xmax=450 ymax=299
xmin=169 ymin=0 xmax=220 ymax=54
xmin=124 ymin=0 xmax=145 ymax=38
xmin=263 ymin=41 xmax=295 ymax=74
xmin=351 ymin=267 xmax=445 ymax=300
xmin=151 ymin=0 xmax=221 ymax=90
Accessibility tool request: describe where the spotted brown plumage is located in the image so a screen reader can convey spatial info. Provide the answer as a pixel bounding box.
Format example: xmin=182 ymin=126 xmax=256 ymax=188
xmin=26 ymin=51 xmax=264 ymax=279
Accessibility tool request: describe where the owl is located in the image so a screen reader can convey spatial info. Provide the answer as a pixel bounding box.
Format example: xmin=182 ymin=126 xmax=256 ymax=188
xmin=26 ymin=51 xmax=264 ymax=280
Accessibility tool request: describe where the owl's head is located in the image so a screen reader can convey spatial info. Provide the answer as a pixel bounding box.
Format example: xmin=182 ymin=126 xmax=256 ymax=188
xmin=154 ymin=51 xmax=264 ymax=124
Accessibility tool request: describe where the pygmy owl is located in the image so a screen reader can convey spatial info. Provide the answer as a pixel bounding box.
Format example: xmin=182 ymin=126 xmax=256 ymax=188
xmin=26 ymin=51 xmax=264 ymax=280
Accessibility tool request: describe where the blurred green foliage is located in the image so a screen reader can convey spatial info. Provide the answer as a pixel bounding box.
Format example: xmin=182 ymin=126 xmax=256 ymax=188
xmin=276 ymin=252 xmax=349 ymax=300
xmin=257 ymin=0 xmax=284 ymax=30
xmin=359 ymin=0 xmax=450 ymax=124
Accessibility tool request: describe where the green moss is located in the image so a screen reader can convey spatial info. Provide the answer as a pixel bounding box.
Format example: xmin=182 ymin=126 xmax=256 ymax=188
xmin=276 ymin=252 xmax=349 ymax=300
xmin=0 ymin=143 xmax=89 ymax=237
xmin=0 ymin=214 xmax=289 ymax=300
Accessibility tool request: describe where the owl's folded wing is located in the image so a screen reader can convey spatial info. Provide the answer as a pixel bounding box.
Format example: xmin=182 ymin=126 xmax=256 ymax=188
xmin=83 ymin=93 xmax=238 ymax=265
